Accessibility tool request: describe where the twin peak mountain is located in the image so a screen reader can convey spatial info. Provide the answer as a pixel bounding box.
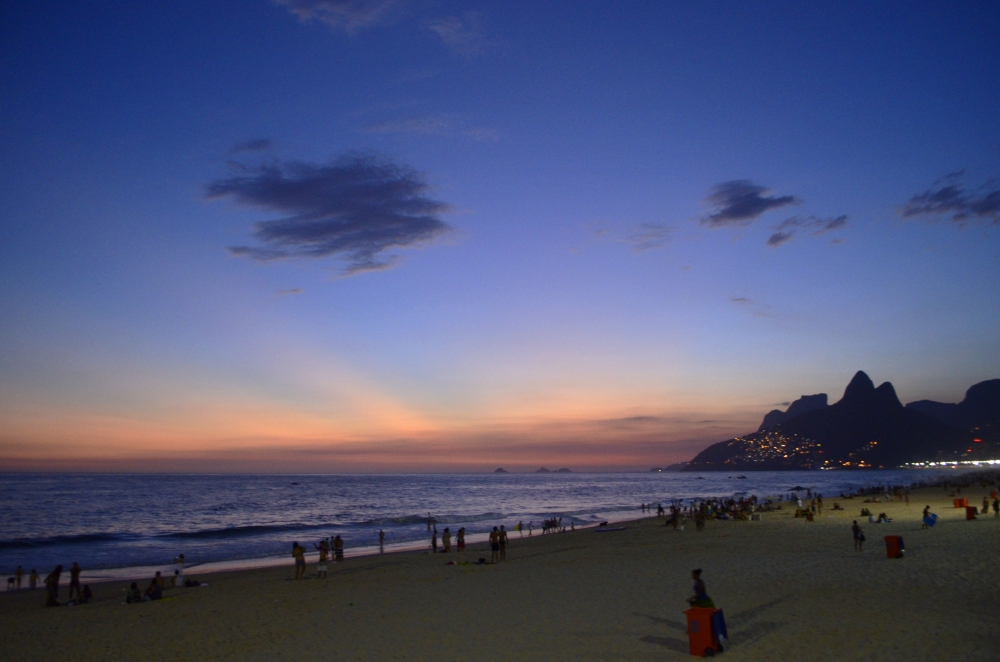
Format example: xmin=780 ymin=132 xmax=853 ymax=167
xmin=684 ymin=371 xmax=999 ymax=471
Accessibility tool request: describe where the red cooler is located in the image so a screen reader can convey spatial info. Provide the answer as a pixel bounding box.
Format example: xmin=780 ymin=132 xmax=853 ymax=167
xmin=684 ymin=607 xmax=723 ymax=657
xmin=953 ymin=498 xmax=968 ymax=508
xmin=965 ymin=506 xmax=977 ymax=520
xmin=884 ymin=535 xmax=904 ymax=558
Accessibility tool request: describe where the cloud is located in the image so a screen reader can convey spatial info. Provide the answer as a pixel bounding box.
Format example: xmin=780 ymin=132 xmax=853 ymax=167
xmin=702 ymin=180 xmax=799 ymax=228
xmin=364 ymin=117 xmax=452 ymax=136
xmin=277 ymin=288 xmax=303 ymax=295
xmin=766 ymin=215 xmax=848 ymax=247
xmin=429 ymin=12 xmax=491 ymax=57
xmin=272 ymin=0 xmax=399 ymax=32
xmin=363 ymin=116 xmax=499 ymax=141
xmin=230 ymin=139 xmax=273 ymax=155
xmin=623 ymin=223 xmax=672 ymax=252
xmin=901 ymin=171 xmax=1000 ymax=226
xmin=731 ymin=296 xmax=774 ymax=318
xmin=207 ymin=152 xmax=452 ymax=275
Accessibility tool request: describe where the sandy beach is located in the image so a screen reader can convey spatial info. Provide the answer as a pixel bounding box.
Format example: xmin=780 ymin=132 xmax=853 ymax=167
xmin=3 ymin=484 xmax=998 ymax=661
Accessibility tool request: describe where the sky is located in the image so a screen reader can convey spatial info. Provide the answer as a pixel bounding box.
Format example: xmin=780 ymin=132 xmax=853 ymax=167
xmin=1 ymin=1 xmax=998 ymax=472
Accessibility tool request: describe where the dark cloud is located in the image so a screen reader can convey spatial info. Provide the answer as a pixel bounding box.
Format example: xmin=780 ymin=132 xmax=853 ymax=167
xmin=702 ymin=180 xmax=799 ymax=227
xmin=624 ymin=223 xmax=671 ymax=252
xmin=767 ymin=215 xmax=847 ymax=247
xmin=901 ymin=171 xmax=1000 ymax=226
xmin=230 ymin=139 xmax=273 ymax=155
xmin=273 ymin=0 xmax=399 ymax=32
xmin=207 ymin=152 xmax=452 ymax=275
xmin=766 ymin=231 xmax=794 ymax=247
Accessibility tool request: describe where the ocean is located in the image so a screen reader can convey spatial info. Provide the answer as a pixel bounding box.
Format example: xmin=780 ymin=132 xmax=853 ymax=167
xmin=0 ymin=470 xmax=952 ymax=581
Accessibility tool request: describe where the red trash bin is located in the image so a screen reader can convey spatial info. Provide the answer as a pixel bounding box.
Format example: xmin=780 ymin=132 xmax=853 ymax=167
xmin=884 ymin=535 xmax=904 ymax=558
xmin=965 ymin=506 xmax=977 ymax=520
xmin=685 ymin=607 xmax=723 ymax=657
xmin=953 ymin=498 xmax=968 ymax=508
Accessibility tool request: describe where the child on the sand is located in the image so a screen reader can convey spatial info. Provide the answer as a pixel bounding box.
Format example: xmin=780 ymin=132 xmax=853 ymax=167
xmin=292 ymin=542 xmax=306 ymax=579
xmin=314 ymin=539 xmax=330 ymax=578
xmin=687 ymin=569 xmax=715 ymax=608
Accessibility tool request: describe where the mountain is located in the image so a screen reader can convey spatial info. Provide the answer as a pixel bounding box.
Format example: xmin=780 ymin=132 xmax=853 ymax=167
xmin=684 ymin=371 xmax=974 ymax=471
xmin=493 ymin=468 xmax=508 ymax=474
xmin=759 ymin=393 xmax=828 ymax=430
xmin=906 ymin=379 xmax=1000 ymax=443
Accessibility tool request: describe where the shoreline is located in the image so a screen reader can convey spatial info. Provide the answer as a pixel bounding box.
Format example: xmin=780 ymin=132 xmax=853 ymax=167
xmin=3 ymin=479 xmax=998 ymax=660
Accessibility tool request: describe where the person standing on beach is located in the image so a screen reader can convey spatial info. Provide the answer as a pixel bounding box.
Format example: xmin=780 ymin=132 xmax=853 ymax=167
xmin=292 ymin=542 xmax=306 ymax=579
xmin=993 ymin=497 xmax=999 ymax=518
xmin=442 ymin=527 xmax=451 ymax=553
xmin=314 ymin=539 xmax=329 ymax=578
xmin=527 ymin=521 xmax=533 ymax=536
xmin=29 ymin=569 xmax=39 ymax=590
xmin=379 ymin=529 xmax=385 ymax=551
xmin=499 ymin=525 xmax=508 ymax=561
xmin=457 ymin=527 xmax=466 ymax=552
xmin=516 ymin=521 xmax=523 ymax=537
xmin=44 ymin=565 xmax=62 ymax=606
xmin=852 ymin=521 xmax=864 ymax=551
xmin=68 ymin=562 xmax=82 ymax=601
xmin=174 ymin=554 xmax=185 ymax=586
xmin=431 ymin=526 xmax=438 ymax=553
xmin=489 ymin=527 xmax=500 ymax=563
xmin=15 ymin=566 xmax=23 ymax=590
xmin=334 ymin=535 xmax=344 ymax=562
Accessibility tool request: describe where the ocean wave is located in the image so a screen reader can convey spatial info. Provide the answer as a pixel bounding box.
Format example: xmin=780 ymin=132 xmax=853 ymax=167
xmin=159 ymin=523 xmax=337 ymax=540
xmin=0 ymin=532 xmax=132 ymax=550
xmin=359 ymin=512 xmax=509 ymax=526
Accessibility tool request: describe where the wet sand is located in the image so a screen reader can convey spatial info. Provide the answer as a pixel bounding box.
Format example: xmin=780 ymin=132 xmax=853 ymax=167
xmin=3 ymin=485 xmax=998 ymax=661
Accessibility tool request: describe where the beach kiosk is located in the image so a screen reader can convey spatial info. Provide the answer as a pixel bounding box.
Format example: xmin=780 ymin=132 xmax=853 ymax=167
xmin=684 ymin=607 xmax=726 ymax=656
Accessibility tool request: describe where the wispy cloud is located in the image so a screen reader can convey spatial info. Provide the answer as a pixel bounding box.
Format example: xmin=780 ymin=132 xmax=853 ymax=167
xmin=702 ymin=180 xmax=799 ymax=228
xmin=207 ymin=152 xmax=452 ymax=276
xmin=363 ymin=116 xmax=499 ymax=142
xmin=766 ymin=215 xmax=847 ymax=247
xmin=277 ymin=288 xmax=303 ymax=295
xmin=731 ymin=296 xmax=774 ymax=318
xmin=623 ymin=223 xmax=672 ymax=252
xmin=901 ymin=171 xmax=1000 ymax=226
xmin=272 ymin=0 xmax=400 ymax=32
xmin=429 ymin=12 xmax=492 ymax=57
xmin=230 ymin=139 xmax=273 ymax=155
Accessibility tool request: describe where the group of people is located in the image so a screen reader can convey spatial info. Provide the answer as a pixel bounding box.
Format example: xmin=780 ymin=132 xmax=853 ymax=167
xmin=430 ymin=525 xmax=467 ymax=553
xmin=292 ymin=536 xmax=345 ymax=579
xmin=17 ymin=562 xmax=93 ymax=607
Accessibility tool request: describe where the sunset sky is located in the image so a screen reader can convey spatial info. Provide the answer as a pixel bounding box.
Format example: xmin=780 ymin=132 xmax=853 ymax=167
xmin=2 ymin=1 xmax=998 ymax=472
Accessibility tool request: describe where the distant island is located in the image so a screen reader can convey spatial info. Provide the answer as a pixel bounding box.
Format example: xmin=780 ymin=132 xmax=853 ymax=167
xmin=682 ymin=371 xmax=999 ymax=471
xmin=535 ymin=467 xmax=572 ymax=473
xmin=493 ymin=468 xmax=508 ymax=474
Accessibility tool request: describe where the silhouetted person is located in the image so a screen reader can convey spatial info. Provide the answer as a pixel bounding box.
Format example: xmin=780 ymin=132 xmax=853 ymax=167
xmin=852 ymin=520 xmax=864 ymax=551
xmin=687 ymin=569 xmax=715 ymax=608
xmin=489 ymin=526 xmax=500 ymax=563
xmin=68 ymin=562 xmax=82 ymax=601
xmin=44 ymin=565 xmax=62 ymax=607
